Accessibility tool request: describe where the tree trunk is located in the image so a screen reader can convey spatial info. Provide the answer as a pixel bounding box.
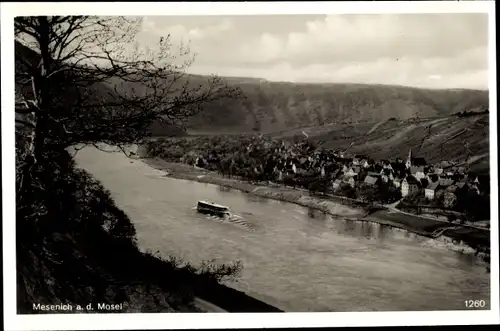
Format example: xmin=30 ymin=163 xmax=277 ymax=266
xmin=33 ymin=17 xmax=52 ymax=162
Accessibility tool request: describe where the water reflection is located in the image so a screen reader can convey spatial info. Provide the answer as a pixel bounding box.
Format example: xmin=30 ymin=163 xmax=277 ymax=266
xmin=307 ymin=207 xmax=327 ymax=221
xmin=217 ymin=185 xmax=232 ymax=193
xmin=378 ymin=224 xmax=389 ymax=242
xmin=330 ymin=218 xmax=402 ymax=243
xmin=243 ymin=193 xmax=270 ymax=204
xmin=365 ymin=221 xmax=375 ymax=239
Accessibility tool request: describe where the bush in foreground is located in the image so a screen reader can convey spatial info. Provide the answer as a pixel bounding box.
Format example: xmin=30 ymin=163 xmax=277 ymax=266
xmin=16 ymin=150 xmax=243 ymax=313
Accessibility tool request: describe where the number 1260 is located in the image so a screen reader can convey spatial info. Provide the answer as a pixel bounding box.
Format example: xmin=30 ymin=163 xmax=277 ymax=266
xmin=465 ymin=300 xmax=486 ymax=308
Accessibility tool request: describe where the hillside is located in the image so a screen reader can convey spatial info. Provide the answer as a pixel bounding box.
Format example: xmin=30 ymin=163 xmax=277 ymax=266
xmin=15 ymin=41 xmax=488 ymax=137
xmin=270 ymin=114 xmax=490 ymax=174
xmin=187 ymin=82 xmax=488 ymax=134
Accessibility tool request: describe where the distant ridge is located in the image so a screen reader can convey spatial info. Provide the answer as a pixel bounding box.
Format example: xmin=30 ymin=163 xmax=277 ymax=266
xmin=15 ymin=40 xmax=488 ymax=136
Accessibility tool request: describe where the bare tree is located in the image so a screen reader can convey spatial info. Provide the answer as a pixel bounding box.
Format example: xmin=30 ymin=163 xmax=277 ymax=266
xmin=15 ymin=16 xmax=242 ymax=158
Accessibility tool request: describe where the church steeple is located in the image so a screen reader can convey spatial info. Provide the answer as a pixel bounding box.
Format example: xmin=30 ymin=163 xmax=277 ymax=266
xmin=406 ymin=148 xmax=412 ymax=169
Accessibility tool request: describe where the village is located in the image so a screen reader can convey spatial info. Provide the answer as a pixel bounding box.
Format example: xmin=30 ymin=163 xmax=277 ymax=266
xmin=145 ymin=135 xmax=490 ymax=224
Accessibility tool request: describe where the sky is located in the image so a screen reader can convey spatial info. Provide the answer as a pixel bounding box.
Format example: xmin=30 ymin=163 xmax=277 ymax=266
xmin=134 ymin=14 xmax=489 ymax=90
xmin=125 ymin=14 xmax=485 ymax=90
xmin=10 ymin=14 xmax=489 ymax=90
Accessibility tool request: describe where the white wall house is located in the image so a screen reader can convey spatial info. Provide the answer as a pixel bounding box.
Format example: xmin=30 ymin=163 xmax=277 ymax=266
xmin=401 ymin=176 xmax=421 ymax=197
xmin=424 ymin=181 xmax=440 ymax=200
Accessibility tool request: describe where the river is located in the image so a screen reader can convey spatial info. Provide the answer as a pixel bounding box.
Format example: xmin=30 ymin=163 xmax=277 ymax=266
xmin=74 ymin=146 xmax=490 ymax=312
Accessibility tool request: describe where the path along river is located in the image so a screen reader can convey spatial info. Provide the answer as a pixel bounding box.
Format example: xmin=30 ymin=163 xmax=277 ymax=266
xmin=74 ymin=146 xmax=490 ymax=312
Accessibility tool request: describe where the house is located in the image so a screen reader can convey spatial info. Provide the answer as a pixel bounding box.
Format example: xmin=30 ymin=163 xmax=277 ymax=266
xmin=425 ymin=181 xmax=440 ymax=200
xmin=433 ymin=167 xmax=444 ymax=175
xmin=383 ymin=162 xmax=394 ymax=171
xmin=427 ymin=173 xmax=439 ymax=183
xmin=380 ymin=168 xmax=394 ymax=183
xmin=441 ymin=160 xmax=451 ymax=168
xmin=445 ymin=184 xmax=459 ymax=194
xmin=342 ymin=175 xmax=356 ymax=188
xmin=362 ymin=159 xmax=372 ymax=168
xmin=275 ymin=169 xmax=283 ymax=181
xmin=352 ymin=154 xmax=368 ymax=165
xmin=367 ymin=171 xmax=381 ymax=177
xmin=364 ymin=175 xmax=379 ymax=186
xmin=332 ymin=179 xmax=342 ymax=190
xmin=410 ymin=166 xmax=426 ymax=180
xmin=439 ymin=178 xmax=454 ymax=188
xmin=346 ymin=166 xmax=361 ymax=177
xmin=401 ymin=175 xmax=422 ymax=197
xmin=450 ymin=182 xmax=470 ymax=198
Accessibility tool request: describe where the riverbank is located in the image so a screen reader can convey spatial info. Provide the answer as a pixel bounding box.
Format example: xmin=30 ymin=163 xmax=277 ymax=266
xmin=139 ymin=155 xmax=490 ymax=256
xmin=141 ymin=157 xmax=367 ymax=219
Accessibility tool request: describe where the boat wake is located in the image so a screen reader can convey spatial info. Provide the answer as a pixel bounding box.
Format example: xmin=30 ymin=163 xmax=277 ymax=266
xmin=192 ymin=207 xmax=257 ymax=232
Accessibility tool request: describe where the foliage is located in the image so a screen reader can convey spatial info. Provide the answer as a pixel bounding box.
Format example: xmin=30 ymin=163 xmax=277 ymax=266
xmin=378 ymin=182 xmax=402 ymax=204
xmin=356 ymin=183 xmax=378 ymax=202
xmin=16 ymin=149 xmax=244 ymax=313
xmin=402 ymin=192 xmax=428 ymax=206
xmin=15 ymin=15 xmax=244 ymax=313
xmin=443 ymin=192 xmax=457 ymax=209
xmin=455 ymin=190 xmax=490 ymax=221
xmin=337 ymin=183 xmax=357 ymax=199
xmin=307 ymin=177 xmax=330 ymax=194
xmin=14 ymin=16 xmax=241 ymax=203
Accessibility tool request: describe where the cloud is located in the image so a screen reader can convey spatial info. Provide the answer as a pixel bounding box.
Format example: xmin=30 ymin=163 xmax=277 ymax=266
xmin=233 ymin=14 xmax=487 ymax=66
xmin=141 ymin=17 xmax=232 ymax=44
xmin=137 ymin=14 xmax=488 ymax=89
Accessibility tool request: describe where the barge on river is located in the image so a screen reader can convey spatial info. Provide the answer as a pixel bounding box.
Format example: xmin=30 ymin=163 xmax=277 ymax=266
xmin=197 ymin=200 xmax=230 ymax=217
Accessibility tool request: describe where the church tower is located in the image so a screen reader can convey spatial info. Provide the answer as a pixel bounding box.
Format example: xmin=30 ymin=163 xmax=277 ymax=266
xmin=406 ymin=148 xmax=412 ymax=169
